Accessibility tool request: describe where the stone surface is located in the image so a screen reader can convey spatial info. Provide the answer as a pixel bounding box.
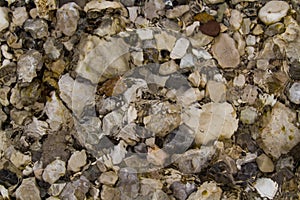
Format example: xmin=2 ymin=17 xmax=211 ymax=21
xmin=166 ymin=5 xmax=189 ymax=19
xmin=12 ymin=7 xmax=28 ymax=27
xmin=67 ymin=150 xmax=87 ymax=172
xmin=230 ymin=9 xmax=243 ymax=30
xmin=206 ymin=81 xmax=226 ymax=102
xmin=0 ymin=7 xmax=9 ymax=31
xmin=170 ymin=38 xmax=190 ymax=59
xmin=288 ymin=82 xmax=300 ymax=104
xmin=254 ymin=178 xmax=278 ymax=199
xmin=15 ymin=178 xmax=41 ymax=200
xmin=42 ymin=159 xmax=66 ymax=184
xmin=240 ymin=106 xmax=258 ymax=124
xmin=212 ymin=33 xmax=240 ymax=68
xmin=260 ymin=102 xmax=300 ymax=158
xmin=258 ymin=1 xmax=289 ymax=25
xmin=256 ymin=154 xmax=275 ymax=173
xmin=187 ymin=181 xmax=222 ymax=200
xmin=56 ymin=3 xmax=80 ymax=36
xmin=24 ymin=19 xmax=49 ymax=39
xmin=99 ymin=171 xmax=118 ymax=186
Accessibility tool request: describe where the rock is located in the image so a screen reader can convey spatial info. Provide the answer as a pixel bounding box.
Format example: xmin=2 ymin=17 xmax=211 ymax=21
xmin=48 ymin=183 xmax=66 ymax=196
xmin=260 ymin=102 xmax=300 ymax=158
xmin=67 ymin=150 xmax=87 ymax=172
xmin=180 ymin=54 xmax=195 ymax=69
xmin=0 ymin=86 xmax=10 ymax=106
xmin=212 ymin=33 xmax=240 ymax=68
xmin=233 ymin=74 xmax=245 ymax=87
xmin=140 ymin=178 xmax=163 ymax=196
xmin=7 ymin=147 xmax=31 ymax=169
xmin=159 ymin=60 xmax=179 ymax=75
xmin=144 ymin=0 xmax=165 ymax=20
xmin=24 ymin=19 xmax=49 ymax=39
xmin=240 ymin=106 xmax=258 ymax=124
xmin=189 ymin=31 xmax=214 ymax=48
xmin=253 ymin=24 xmax=264 ymax=35
xmin=110 ymin=140 xmax=127 ymax=165
xmin=230 ymin=9 xmax=243 ymax=30
xmin=265 ymin=22 xmax=285 ymax=36
xmin=12 ymin=7 xmax=28 ymax=27
xmin=0 ymin=185 xmax=9 ymax=199
xmin=147 ymin=145 xmax=168 ymax=166
xmin=204 ymin=0 xmax=224 ymax=4
xmin=170 ymin=181 xmax=196 ymax=200
xmin=192 ymin=48 xmax=212 ymax=60
xmin=17 ymin=50 xmax=43 ymax=83
xmin=187 ymin=181 xmax=222 ymax=200
xmin=258 ymin=1 xmax=289 ymax=25
xmin=43 ymin=38 xmax=63 ymax=60
xmin=256 ymin=154 xmax=275 ymax=173
xmin=136 ymin=29 xmax=153 ymax=40
xmin=199 ymin=20 xmax=220 ymax=37
xmin=188 ymin=71 xmax=201 ymax=87
xmin=206 ymin=81 xmax=226 ymax=102
xmin=166 ymin=5 xmax=189 ymax=19
xmin=170 ymin=38 xmax=190 ymax=59
xmin=246 ymin=35 xmax=256 ymax=46
xmin=174 ymin=146 xmax=215 ymax=174
xmin=155 ymin=31 xmax=177 ymax=51
xmin=288 ymin=82 xmax=300 ymax=104
xmin=117 ymin=168 xmax=140 ymax=199
xmin=0 ymin=7 xmax=9 ymax=32
xmin=99 ymin=171 xmax=118 ymax=186
xmin=195 ymin=102 xmax=239 ymax=145
xmin=56 ymin=3 xmax=80 ymax=36
xmin=60 ymin=176 xmax=90 ymax=200
xmin=15 ymin=178 xmax=41 ymax=200
xmin=101 ymin=185 xmax=121 ymax=200
xmin=34 ymin=0 xmax=57 ymax=19
xmin=254 ymin=178 xmax=278 ymax=199
xmin=42 ymin=159 xmax=66 ymax=184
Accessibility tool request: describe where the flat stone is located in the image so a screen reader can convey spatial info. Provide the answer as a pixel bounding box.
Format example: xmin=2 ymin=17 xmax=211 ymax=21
xmin=0 ymin=7 xmax=9 ymax=32
xmin=189 ymin=31 xmax=214 ymax=48
xmin=254 ymin=178 xmax=278 ymax=199
xmin=60 ymin=176 xmax=90 ymax=199
xmin=24 ymin=19 xmax=49 ymax=39
xmin=256 ymin=154 xmax=275 ymax=173
xmin=0 ymin=86 xmax=10 ymax=106
xmin=233 ymin=74 xmax=245 ymax=87
xmin=212 ymin=33 xmax=240 ymax=68
xmin=288 ymin=82 xmax=300 ymax=104
xmin=159 ymin=60 xmax=179 ymax=75
xmin=204 ymin=0 xmax=224 ymax=4
xmin=99 ymin=171 xmax=118 ymax=186
xmin=170 ymin=38 xmax=190 ymax=59
xmin=230 ymin=9 xmax=243 ymax=30
xmin=166 ymin=5 xmax=189 ymax=19
xmin=8 ymin=147 xmax=31 ymax=169
xmin=42 ymin=159 xmax=66 ymax=184
xmin=258 ymin=1 xmax=289 ymax=25
xmin=12 ymin=7 xmax=28 ymax=27
xmin=16 ymin=178 xmax=41 ymax=200
xmin=240 ymin=106 xmax=258 ymax=124
xmin=67 ymin=150 xmax=87 ymax=172
xmin=260 ymin=102 xmax=300 ymax=158
xmin=206 ymin=81 xmax=226 ymax=102
xmin=101 ymin=185 xmax=120 ymax=200
xmin=136 ymin=29 xmax=153 ymax=40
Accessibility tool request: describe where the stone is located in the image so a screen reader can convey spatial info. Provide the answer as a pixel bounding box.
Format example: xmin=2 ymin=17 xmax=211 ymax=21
xmin=101 ymin=185 xmax=120 ymax=200
xmin=253 ymin=24 xmax=264 ymax=35
xmin=144 ymin=0 xmax=165 ymax=20
xmin=147 ymin=145 xmax=168 ymax=166
xmin=230 ymin=9 xmax=243 ymax=30
xmin=189 ymin=31 xmax=214 ymax=48
xmin=206 ymin=81 xmax=226 ymax=102
xmin=7 ymin=147 xmax=31 ymax=169
xmin=170 ymin=38 xmax=190 ymax=59
xmin=192 ymin=48 xmax=212 ymax=60
xmin=188 ymin=71 xmax=201 ymax=87
xmin=12 ymin=7 xmax=28 ymax=27
xmin=0 ymin=7 xmax=9 ymax=32
xmin=260 ymin=102 xmax=300 ymax=158
xmin=17 ymin=50 xmax=43 ymax=83
xmin=199 ymin=20 xmax=220 ymax=37
xmin=16 ymin=178 xmax=41 ymax=200
xmin=254 ymin=178 xmax=278 ymax=199
xmin=196 ymin=102 xmax=239 ymax=145
xmin=265 ymin=22 xmax=285 ymax=36
xmin=166 ymin=5 xmax=189 ymax=19
xmin=170 ymin=181 xmax=196 ymax=200
xmin=136 ymin=29 xmax=153 ymax=40
xmin=67 ymin=150 xmax=87 ymax=172
xmin=159 ymin=60 xmax=179 ymax=75
xmin=212 ymin=33 xmax=240 ymax=68
xmin=0 ymin=185 xmax=9 ymax=199
xmin=256 ymin=154 xmax=275 ymax=173
xmin=24 ymin=19 xmax=49 ymax=39
xmin=43 ymin=38 xmax=63 ymax=60
xmin=56 ymin=3 xmax=80 ymax=36
xmin=60 ymin=176 xmax=90 ymax=199
xmin=99 ymin=171 xmax=118 ymax=186
xmin=140 ymin=178 xmax=163 ymax=196
xmin=233 ymin=74 xmax=245 ymax=87
xmin=48 ymin=183 xmax=66 ymax=196
xmin=187 ymin=181 xmax=222 ymax=200
xmin=246 ymin=35 xmax=256 ymax=46
xmin=204 ymin=0 xmax=224 ymax=4
xmin=240 ymin=106 xmax=258 ymax=124
xmin=180 ymin=54 xmax=195 ymax=69
xmin=42 ymin=159 xmax=66 ymax=184
xmin=258 ymin=1 xmax=289 ymax=25
xmin=288 ymin=82 xmax=300 ymax=104
xmin=0 ymin=86 xmax=10 ymax=106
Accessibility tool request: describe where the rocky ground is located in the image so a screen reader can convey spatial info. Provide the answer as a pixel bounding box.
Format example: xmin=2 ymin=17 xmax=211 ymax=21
xmin=0 ymin=0 xmax=300 ymax=199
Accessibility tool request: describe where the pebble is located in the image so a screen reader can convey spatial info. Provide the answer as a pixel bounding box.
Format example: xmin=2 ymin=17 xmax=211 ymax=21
xmin=24 ymin=19 xmax=49 ymax=39
xmin=180 ymin=53 xmax=195 ymax=69
xmin=288 ymin=82 xmax=300 ymax=104
xmin=101 ymin=185 xmax=120 ymax=200
xmin=8 ymin=147 xmax=31 ymax=169
xmin=60 ymin=176 xmax=90 ymax=199
xmin=159 ymin=60 xmax=179 ymax=75
xmin=170 ymin=181 xmax=196 ymax=200
xmin=199 ymin=20 xmax=220 ymax=37
xmin=48 ymin=183 xmax=66 ymax=196
xmin=256 ymin=154 xmax=275 ymax=173
xmin=204 ymin=0 xmax=225 ymax=4
xmin=12 ymin=7 xmax=28 ymax=27
xmin=67 ymin=150 xmax=87 ymax=172
xmin=206 ymin=80 xmax=226 ymax=102
xmin=99 ymin=171 xmax=118 ymax=186
xmin=15 ymin=178 xmax=41 ymax=200
xmin=0 ymin=86 xmax=10 ymax=106
xmin=230 ymin=9 xmax=243 ymax=30
xmin=212 ymin=33 xmax=240 ymax=68
xmin=187 ymin=181 xmax=222 ymax=200
xmin=258 ymin=1 xmax=290 ymax=25
xmin=56 ymin=3 xmax=80 ymax=36
xmin=240 ymin=106 xmax=258 ymax=125
xmin=233 ymin=74 xmax=245 ymax=87
xmin=170 ymin=38 xmax=190 ymax=59
xmin=166 ymin=5 xmax=189 ymax=19
xmin=42 ymin=159 xmax=66 ymax=184
xmin=254 ymin=178 xmax=278 ymax=199
xmin=155 ymin=31 xmax=177 ymax=51
xmin=188 ymin=71 xmax=201 ymax=87
xmin=0 ymin=7 xmax=9 ymax=32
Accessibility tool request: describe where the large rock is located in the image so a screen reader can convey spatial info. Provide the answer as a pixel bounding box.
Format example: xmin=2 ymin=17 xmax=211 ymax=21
xmin=258 ymin=1 xmax=289 ymax=25
xmin=212 ymin=34 xmax=240 ymax=68
xmin=260 ymin=102 xmax=300 ymax=158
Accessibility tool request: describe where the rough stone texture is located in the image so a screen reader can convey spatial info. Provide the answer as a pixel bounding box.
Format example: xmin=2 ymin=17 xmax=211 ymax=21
xmin=56 ymin=3 xmax=80 ymax=36
xmin=206 ymin=81 xmax=226 ymax=102
xmin=288 ymin=82 xmax=300 ymax=104
xmin=256 ymin=154 xmax=275 ymax=173
xmin=24 ymin=19 xmax=49 ymax=39
xmin=212 ymin=33 xmax=240 ymax=68
xmin=15 ymin=178 xmax=41 ymax=200
xmin=42 ymin=159 xmax=66 ymax=184
xmin=67 ymin=150 xmax=87 ymax=172
xmin=170 ymin=38 xmax=190 ymax=59
xmin=99 ymin=171 xmax=119 ymax=186
xmin=12 ymin=7 xmax=28 ymax=27
xmin=0 ymin=7 xmax=9 ymax=31
xmin=260 ymin=102 xmax=300 ymax=159
xmin=258 ymin=1 xmax=289 ymax=25
xmin=230 ymin=9 xmax=243 ymax=30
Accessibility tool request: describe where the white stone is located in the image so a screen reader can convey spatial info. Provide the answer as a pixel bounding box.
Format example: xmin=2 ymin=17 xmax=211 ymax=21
xmin=12 ymin=7 xmax=28 ymax=27
xmin=67 ymin=150 xmax=87 ymax=172
xmin=192 ymin=48 xmax=212 ymax=60
xmin=16 ymin=178 xmax=41 ymax=200
xmin=204 ymin=0 xmax=224 ymax=4
xmin=254 ymin=178 xmax=278 ymax=199
xmin=170 ymin=38 xmax=190 ymax=59
xmin=230 ymin=9 xmax=243 ymax=30
xmin=0 ymin=185 xmax=9 ymax=200
xmin=233 ymin=74 xmax=245 ymax=87
xmin=43 ymin=159 xmax=66 ymax=184
xmin=110 ymin=140 xmax=127 ymax=165
xmin=258 ymin=1 xmax=289 ymax=25
xmin=288 ymin=82 xmax=300 ymax=104
xmin=0 ymin=7 xmax=9 ymax=32
xmin=180 ymin=53 xmax=194 ymax=69
xmin=246 ymin=35 xmax=256 ymax=46
xmin=136 ymin=29 xmax=153 ymax=40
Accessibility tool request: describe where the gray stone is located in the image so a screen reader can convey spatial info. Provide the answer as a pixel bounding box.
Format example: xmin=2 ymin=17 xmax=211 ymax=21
xmin=230 ymin=9 xmax=243 ymax=30
xmin=254 ymin=178 xmax=278 ymax=199
xmin=288 ymin=82 xmax=300 ymax=104
xmin=187 ymin=181 xmax=222 ymax=200
xmin=24 ymin=19 xmax=49 ymax=39
xmin=43 ymin=159 xmax=66 ymax=184
xmin=60 ymin=176 xmax=90 ymax=200
xmin=170 ymin=38 xmax=190 ymax=59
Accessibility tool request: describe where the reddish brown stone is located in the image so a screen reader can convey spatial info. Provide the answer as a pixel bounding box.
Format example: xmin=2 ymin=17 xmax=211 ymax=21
xmin=199 ymin=20 xmax=220 ymax=37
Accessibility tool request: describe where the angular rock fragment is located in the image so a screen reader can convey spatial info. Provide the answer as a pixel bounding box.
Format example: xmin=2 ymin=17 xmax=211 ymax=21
xmin=99 ymin=171 xmax=118 ymax=186
xmin=67 ymin=150 xmax=87 ymax=172
xmin=187 ymin=181 xmax=222 ymax=200
xmin=56 ymin=3 xmax=80 ymax=36
xmin=170 ymin=38 xmax=190 ymax=59
xmin=12 ymin=7 xmax=28 ymax=27
xmin=42 ymin=159 xmax=66 ymax=184
xmin=60 ymin=176 xmax=90 ymax=199
xmin=254 ymin=178 xmax=278 ymax=199
xmin=24 ymin=19 xmax=49 ymax=39
xmin=16 ymin=178 xmax=41 ymax=200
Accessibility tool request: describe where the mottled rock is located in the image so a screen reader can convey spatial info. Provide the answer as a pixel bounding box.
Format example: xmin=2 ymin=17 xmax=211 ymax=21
xmin=0 ymin=86 xmax=10 ymax=106
xmin=260 ymin=102 xmax=300 ymax=158
xmin=67 ymin=150 xmax=87 ymax=172
xmin=43 ymin=38 xmax=63 ymax=60
xmin=206 ymin=81 xmax=226 ymax=102
xmin=204 ymin=0 xmax=224 ymax=4
xmin=34 ymin=0 xmax=57 ymax=19
xmin=101 ymin=185 xmax=120 ymax=200
xmin=258 ymin=1 xmax=289 ymax=25
xmin=24 ymin=19 xmax=49 ymax=39
xmin=140 ymin=178 xmax=163 ymax=196
xmin=17 ymin=50 xmax=43 ymax=83
xmin=117 ymin=168 xmax=140 ymax=199
xmin=230 ymin=9 xmax=243 ymax=30
xmin=60 ymin=176 xmax=90 ymax=200
xmin=187 ymin=181 xmax=222 ymax=200
xmin=42 ymin=159 xmax=66 ymax=184
xmin=240 ymin=106 xmax=258 ymax=124
xmin=212 ymin=33 xmax=240 ymax=68
xmin=288 ymin=82 xmax=300 ymax=104
xmin=99 ymin=171 xmax=118 ymax=186
xmin=254 ymin=178 xmax=278 ymax=199
xmin=233 ymin=74 xmax=245 ymax=87
xmin=170 ymin=38 xmax=190 ymax=59
xmin=0 ymin=7 xmax=9 ymax=31
xmin=56 ymin=3 xmax=80 ymax=36
xmin=147 ymin=146 xmax=168 ymax=166
xmin=12 ymin=7 xmax=28 ymax=27
xmin=48 ymin=183 xmax=66 ymax=196
xmin=7 ymin=147 xmax=31 ymax=169
xmin=256 ymin=154 xmax=274 ymax=173
xmin=170 ymin=181 xmax=196 ymax=200
xmin=189 ymin=31 xmax=214 ymax=48
xmin=159 ymin=60 xmax=179 ymax=75
xmin=144 ymin=0 xmax=164 ymax=20
xmin=16 ymin=178 xmax=41 ymax=200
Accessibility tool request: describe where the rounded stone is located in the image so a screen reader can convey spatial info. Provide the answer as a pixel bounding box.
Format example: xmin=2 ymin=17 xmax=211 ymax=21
xmin=258 ymin=1 xmax=289 ymax=25
xmin=288 ymin=82 xmax=300 ymax=104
